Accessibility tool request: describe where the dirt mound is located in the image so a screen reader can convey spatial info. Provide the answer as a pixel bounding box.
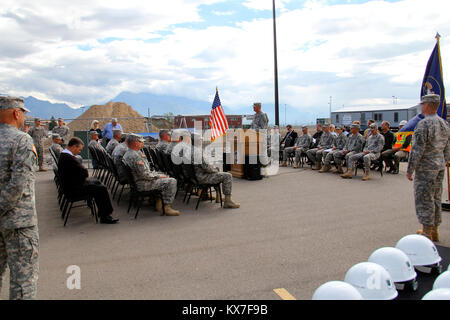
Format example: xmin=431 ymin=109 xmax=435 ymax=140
xmin=68 ymin=102 xmax=158 ymax=133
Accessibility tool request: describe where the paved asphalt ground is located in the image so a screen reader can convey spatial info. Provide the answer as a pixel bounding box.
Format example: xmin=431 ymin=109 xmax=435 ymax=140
xmin=1 ymin=163 xmax=449 ymax=300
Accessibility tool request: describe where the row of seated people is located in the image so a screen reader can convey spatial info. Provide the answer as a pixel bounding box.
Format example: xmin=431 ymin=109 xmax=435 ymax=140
xmin=279 ymin=121 xmax=411 ymax=181
xmin=52 ymin=128 xmax=241 ymax=224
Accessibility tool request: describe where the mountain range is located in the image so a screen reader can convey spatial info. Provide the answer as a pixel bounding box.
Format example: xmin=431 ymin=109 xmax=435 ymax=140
xmin=2 ymin=92 xmax=317 ymax=125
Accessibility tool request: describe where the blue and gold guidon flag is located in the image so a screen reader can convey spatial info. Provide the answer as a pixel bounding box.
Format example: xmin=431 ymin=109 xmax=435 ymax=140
xmin=421 ymin=34 xmax=447 ymax=119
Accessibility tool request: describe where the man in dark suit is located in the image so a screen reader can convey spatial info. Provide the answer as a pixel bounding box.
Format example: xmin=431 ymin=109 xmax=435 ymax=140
xmin=58 ymin=137 xmax=119 ymax=224
xmin=280 ymin=125 xmax=298 ymax=149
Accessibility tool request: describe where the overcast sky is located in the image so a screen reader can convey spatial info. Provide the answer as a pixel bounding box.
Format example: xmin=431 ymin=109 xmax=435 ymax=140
xmin=1 ymin=0 xmax=448 ymax=123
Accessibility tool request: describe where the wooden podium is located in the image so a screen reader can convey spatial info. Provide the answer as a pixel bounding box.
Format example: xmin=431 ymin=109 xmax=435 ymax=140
xmin=225 ymin=130 xmax=264 ymax=179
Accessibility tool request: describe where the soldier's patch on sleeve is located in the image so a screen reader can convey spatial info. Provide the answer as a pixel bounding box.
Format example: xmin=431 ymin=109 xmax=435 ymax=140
xmin=137 ymin=160 xmax=144 ymax=166
xmin=31 ymin=144 xmax=38 ymax=158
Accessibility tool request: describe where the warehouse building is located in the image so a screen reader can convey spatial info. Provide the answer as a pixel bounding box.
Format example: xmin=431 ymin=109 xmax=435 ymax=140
xmin=331 ymin=104 xmax=421 ymax=130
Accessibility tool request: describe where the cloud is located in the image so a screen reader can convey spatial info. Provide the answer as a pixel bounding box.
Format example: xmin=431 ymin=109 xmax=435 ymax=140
xmin=0 ymin=0 xmax=448 ymax=123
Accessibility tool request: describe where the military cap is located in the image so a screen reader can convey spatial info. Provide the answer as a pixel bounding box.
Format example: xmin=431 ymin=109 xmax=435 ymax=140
xmin=323 ymin=123 xmax=330 ymax=128
xmin=302 ymin=125 xmax=308 ymax=129
xmin=113 ymin=129 xmax=122 ymax=136
xmin=126 ymin=133 xmax=144 ymax=143
xmin=89 ymin=130 xmax=99 ymax=136
xmin=253 ymin=102 xmax=261 ymax=107
xmin=336 ymin=125 xmax=344 ymax=130
xmin=52 ymin=133 xmax=61 ymax=139
xmin=369 ymin=123 xmax=378 ymax=130
xmin=351 ymin=123 xmax=360 ymax=129
xmin=58 ymin=117 xmax=64 ymax=121
xmin=0 ymin=96 xmax=31 ymax=112
xmin=112 ymin=118 xmax=118 ymax=122
xmin=420 ymin=94 xmax=440 ymax=104
xmin=34 ymin=117 xmax=41 ymax=122
xmin=399 ymin=120 xmax=408 ymax=126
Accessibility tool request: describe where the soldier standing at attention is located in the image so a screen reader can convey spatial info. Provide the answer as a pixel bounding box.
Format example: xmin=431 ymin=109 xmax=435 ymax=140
xmin=28 ymin=117 xmax=48 ymax=172
xmin=250 ymin=102 xmax=269 ymax=130
xmin=406 ymin=94 xmax=450 ymax=242
xmin=0 ymin=96 xmax=39 ymax=300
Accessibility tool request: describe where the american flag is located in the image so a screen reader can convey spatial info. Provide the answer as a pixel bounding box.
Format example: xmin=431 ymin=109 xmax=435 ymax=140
xmin=209 ymin=88 xmax=228 ymax=141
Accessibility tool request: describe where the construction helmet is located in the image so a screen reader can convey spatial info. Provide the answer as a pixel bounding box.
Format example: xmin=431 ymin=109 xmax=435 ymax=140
xmin=422 ymin=288 xmax=450 ymax=300
xmin=344 ymin=262 xmax=398 ymax=300
xmin=395 ymin=235 xmax=442 ymax=274
xmin=368 ymin=247 xmax=418 ymax=291
xmin=433 ymin=271 xmax=450 ymax=290
xmin=312 ymin=281 xmax=363 ymax=300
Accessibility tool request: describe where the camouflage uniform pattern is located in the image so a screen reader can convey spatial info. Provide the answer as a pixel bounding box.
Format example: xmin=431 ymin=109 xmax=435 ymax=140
xmin=192 ymin=146 xmax=233 ymax=195
xmin=112 ymin=142 xmax=129 ymax=183
xmin=105 ymin=139 xmax=120 ymax=155
xmin=348 ymin=132 xmax=385 ymax=170
xmin=0 ymin=123 xmax=39 ymax=300
xmin=407 ymin=114 xmax=450 ymax=227
xmin=323 ymin=133 xmax=348 ymax=165
xmin=123 ymin=149 xmax=177 ymax=204
xmin=28 ymin=125 xmax=47 ymax=167
xmin=50 ymin=142 xmax=63 ymax=159
xmin=333 ymin=132 xmax=364 ymax=165
xmin=250 ymin=112 xmax=269 ymax=130
xmin=52 ymin=125 xmax=70 ymax=142
xmin=156 ymin=140 xmax=170 ymax=154
xmin=282 ymin=133 xmax=312 ymax=162
xmin=306 ymin=132 xmax=335 ymax=163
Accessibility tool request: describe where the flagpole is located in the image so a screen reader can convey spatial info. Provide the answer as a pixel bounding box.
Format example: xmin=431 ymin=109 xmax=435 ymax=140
xmin=272 ymin=0 xmax=280 ymax=127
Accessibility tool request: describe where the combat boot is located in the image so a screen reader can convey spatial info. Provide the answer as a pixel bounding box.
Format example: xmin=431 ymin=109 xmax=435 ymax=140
xmin=155 ymin=198 xmax=163 ymax=212
xmin=162 ymin=204 xmax=181 ymax=216
xmin=361 ymin=170 xmax=371 ymax=181
xmin=416 ymin=225 xmax=433 ymax=241
xmin=319 ymin=164 xmax=331 ymax=173
xmin=39 ymin=166 xmax=47 ymax=172
xmin=293 ymin=161 xmax=299 ymax=168
xmin=431 ymin=225 xmax=440 ymax=242
xmin=312 ymin=162 xmax=321 ymax=170
xmin=223 ymin=195 xmax=240 ymax=209
xmin=280 ymin=161 xmax=287 ymax=167
xmin=341 ymin=168 xmax=354 ymax=179
xmin=335 ymin=165 xmax=344 ymax=174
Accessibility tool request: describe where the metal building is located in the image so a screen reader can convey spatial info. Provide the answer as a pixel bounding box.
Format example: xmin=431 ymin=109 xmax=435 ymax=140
xmin=331 ymin=104 xmax=421 ymax=130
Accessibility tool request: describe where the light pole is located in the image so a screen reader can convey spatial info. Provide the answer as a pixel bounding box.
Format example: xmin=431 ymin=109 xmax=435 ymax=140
xmin=272 ymin=0 xmax=280 ymax=127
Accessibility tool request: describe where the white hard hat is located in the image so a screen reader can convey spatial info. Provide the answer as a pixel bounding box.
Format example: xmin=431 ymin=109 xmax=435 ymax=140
xmin=422 ymin=288 xmax=450 ymax=300
xmin=312 ymin=281 xmax=363 ymax=300
xmin=433 ymin=271 xmax=450 ymax=290
xmin=344 ymin=262 xmax=398 ymax=300
xmin=395 ymin=235 xmax=442 ymax=267
xmin=368 ymin=247 xmax=417 ymax=288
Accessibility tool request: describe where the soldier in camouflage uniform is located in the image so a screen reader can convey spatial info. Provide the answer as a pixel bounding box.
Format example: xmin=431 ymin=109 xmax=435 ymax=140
xmin=123 ymin=134 xmax=181 ymax=216
xmin=28 ymin=117 xmax=48 ymax=171
xmin=333 ymin=123 xmax=364 ymax=174
xmin=280 ymin=126 xmax=312 ymax=168
xmin=320 ymin=126 xmax=348 ymax=173
xmin=342 ymin=122 xmax=384 ymax=180
xmin=52 ymin=118 xmax=70 ymax=145
xmin=50 ymin=133 xmax=64 ymax=160
xmin=112 ymin=136 xmax=129 ymax=184
xmin=306 ymin=124 xmax=335 ymax=170
xmin=250 ymin=102 xmax=269 ymax=130
xmin=190 ymin=134 xmax=240 ymax=209
xmin=105 ymin=129 xmax=122 ymax=155
xmin=406 ymin=94 xmax=450 ymax=242
xmin=0 ymin=96 xmax=39 ymax=300
xmin=156 ymin=130 xmax=171 ymax=154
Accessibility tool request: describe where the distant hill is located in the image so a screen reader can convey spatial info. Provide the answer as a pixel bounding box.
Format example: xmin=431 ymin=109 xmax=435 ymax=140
xmin=111 ymin=91 xmax=212 ymax=116
xmin=22 ymin=96 xmax=81 ymax=120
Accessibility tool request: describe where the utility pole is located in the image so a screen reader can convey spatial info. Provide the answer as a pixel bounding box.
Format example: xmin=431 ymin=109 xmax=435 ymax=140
xmin=272 ymin=0 xmax=280 ymax=127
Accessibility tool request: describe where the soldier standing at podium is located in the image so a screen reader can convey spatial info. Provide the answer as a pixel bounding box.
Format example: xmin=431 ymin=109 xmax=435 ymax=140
xmin=250 ymin=102 xmax=269 ymax=130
